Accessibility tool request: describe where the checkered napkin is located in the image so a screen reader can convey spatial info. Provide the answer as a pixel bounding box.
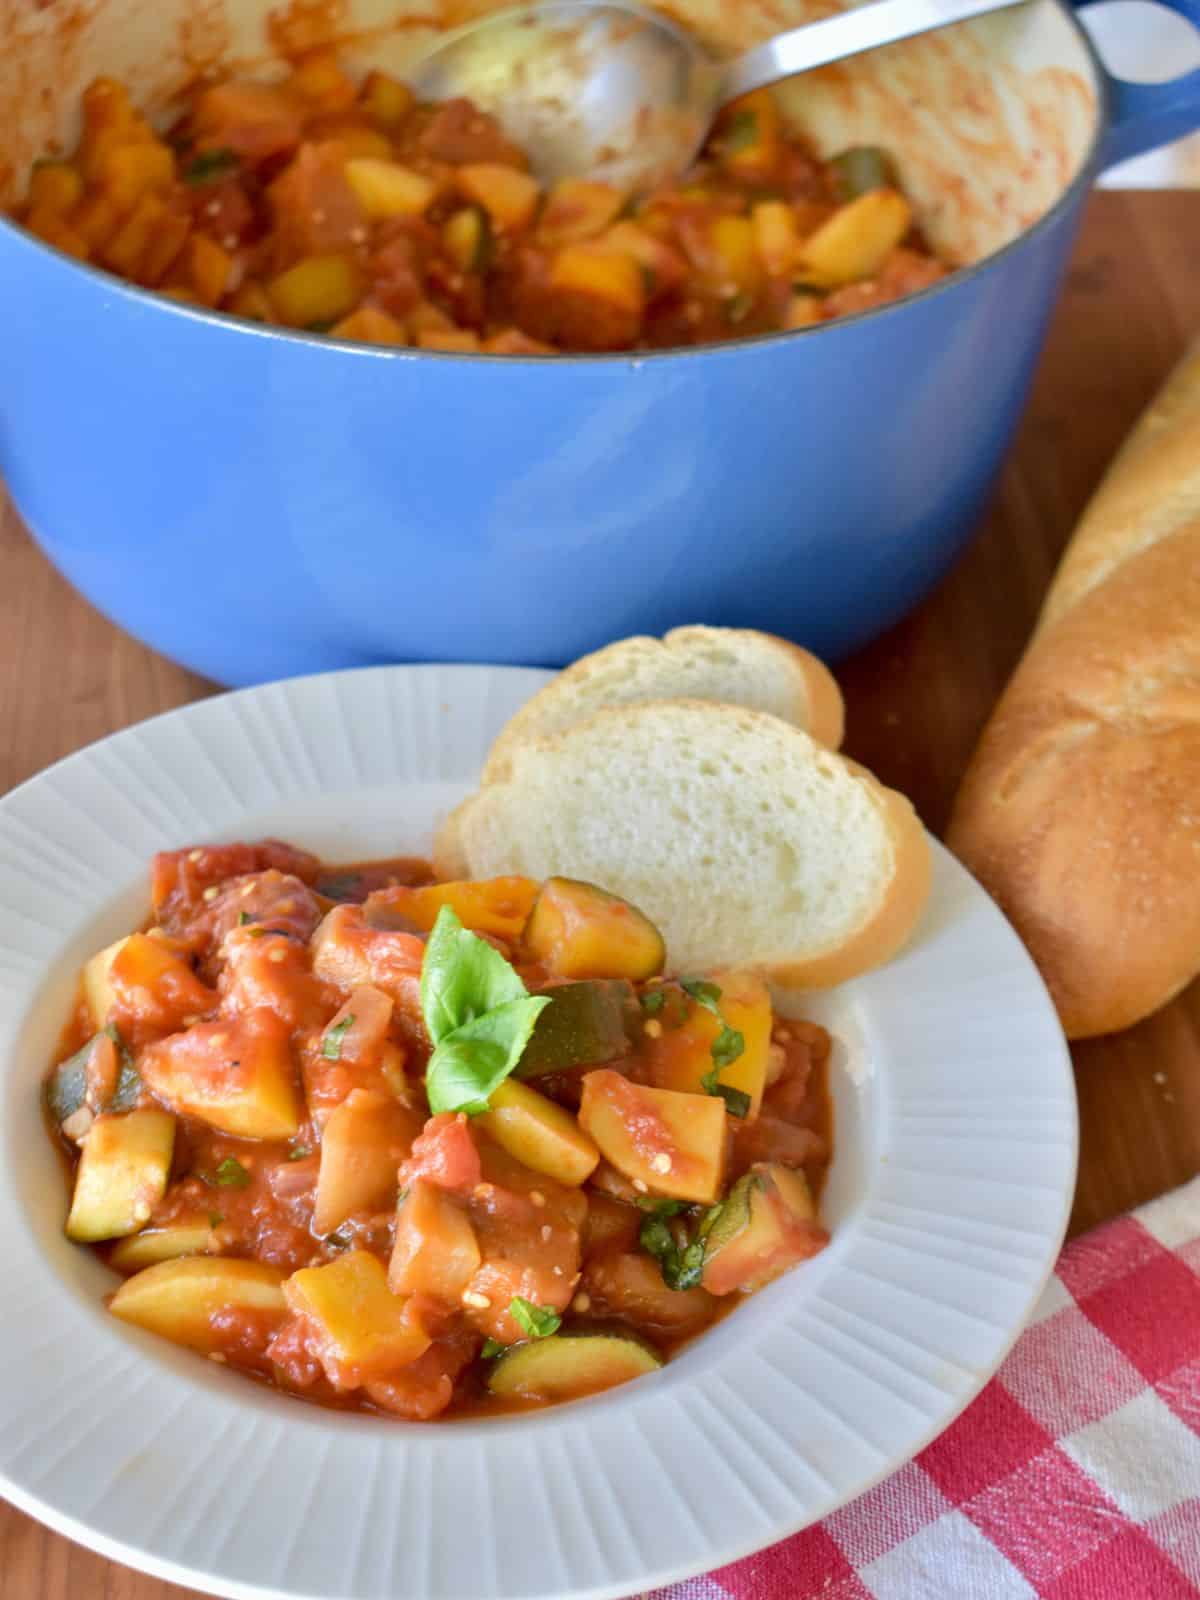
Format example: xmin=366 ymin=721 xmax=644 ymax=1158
xmin=651 ymin=1176 xmax=1200 ymax=1599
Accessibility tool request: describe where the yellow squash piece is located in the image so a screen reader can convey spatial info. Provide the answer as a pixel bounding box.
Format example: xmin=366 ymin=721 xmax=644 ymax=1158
xmin=268 ymin=253 xmax=363 ymax=327
xmin=548 ymin=244 xmax=645 ymax=317
xmin=110 ymin=1218 xmax=217 ymax=1272
xmin=110 ymin=1256 xmax=287 ymax=1352
xmin=643 ymin=971 xmax=773 ymax=1119
xmin=751 ymin=201 xmax=800 ymax=278
xmin=361 ymin=69 xmax=413 ymax=127
xmin=330 ymin=305 xmax=406 ymax=345
xmin=709 ymin=215 xmax=763 ymax=295
xmin=312 ymin=1089 xmax=422 ymax=1235
xmin=66 ymin=1109 xmax=176 ymax=1242
xmin=477 ymin=1079 xmax=600 ymax=1186
xmin=456 ymin=164 xmax=541 ymax=231
xmin=370 ymin=877 xmax=538 ymax=941
xmin=579 ymin=1071 xmax=727 ymax=1203
xmin=538 ymin=178 xmax=624 ymax=248
xmin=797 ymin=189 xmax=912 ymax=289
xmin=285 ymin=1249 xmax=431 ymax=1377
xmin=27 ymin=161 xmax=84 ymax=215
xmin=523 ymin=878 xmax=664 ymax=980
xmin=389 ymin=1180 xmax=481 ymax=1300
xmin=344 ymin=158 xmax=438 ymax=218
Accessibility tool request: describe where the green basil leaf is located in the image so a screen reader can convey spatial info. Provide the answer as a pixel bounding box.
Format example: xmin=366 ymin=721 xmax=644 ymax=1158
xmin=711 ymin=1025 xmax=745 ymax=1070
xmin=639 ymin=990 xmax=665 ymax=1015
xmin=420 ymin=904 xmax=528 ymax=1046
xmin=214 ymin=1156 xmax=250 ymax=1188
xmin=509 ymin=1296 xmax=562 ymax=1339
xmin=680 ymin=978 xmax=722 ymax=1016
xmin=322 ymin=1014 xmax=355 ymax=1061
xmin=237 ymin=910 xmax=253 ymax=926
xmin=714 ymin=1084 xmax=751 ymax=1119
xmin=480 ymin=1337 xmax=505 ymax=1359
xmin=208 ymin=1211 xmax=224 ymax=1228
xmin=425 ymin=994 xmax=550 ymax=1115
xmin=673 ymin=1236 xmax=706 ymax=1291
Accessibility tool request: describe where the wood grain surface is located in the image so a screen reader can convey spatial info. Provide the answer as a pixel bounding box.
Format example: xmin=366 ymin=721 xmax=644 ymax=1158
xmin=2 ymin=189 xmax=1199 ymax=1598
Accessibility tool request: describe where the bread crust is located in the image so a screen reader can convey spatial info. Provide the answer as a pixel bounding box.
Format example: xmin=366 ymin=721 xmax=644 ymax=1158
xmin=948 ymin=517 xmax=1200 ymax=1037
xmin=1036 ymin=346 xmax=1200 ymax=633
xmin=480 ymin=626 xmax=844 ymax=782
xmin=439 ymin=697 xmax=928 ymax=987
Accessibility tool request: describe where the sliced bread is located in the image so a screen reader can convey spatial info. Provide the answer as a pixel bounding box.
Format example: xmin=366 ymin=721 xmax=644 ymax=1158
xmin=437 ymin=700 xmax=929 ymax=987
xmin=481 ymin=626 xmax=844 ymax=782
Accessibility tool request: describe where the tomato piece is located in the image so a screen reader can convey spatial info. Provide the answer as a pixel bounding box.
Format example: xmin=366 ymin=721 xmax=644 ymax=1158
xmin=400 ymin=1113 xmax=483 ymax=1195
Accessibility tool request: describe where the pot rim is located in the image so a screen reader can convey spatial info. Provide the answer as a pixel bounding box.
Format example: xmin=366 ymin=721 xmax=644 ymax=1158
xmin=0 ymin=0 xmax=1111 ymax=369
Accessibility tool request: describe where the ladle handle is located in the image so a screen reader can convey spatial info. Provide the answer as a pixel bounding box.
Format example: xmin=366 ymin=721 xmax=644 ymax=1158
xmin=722 ymin=0 xmax=1030 ymax=103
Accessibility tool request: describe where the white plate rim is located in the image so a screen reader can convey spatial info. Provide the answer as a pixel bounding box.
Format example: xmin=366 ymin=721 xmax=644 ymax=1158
xmin=0 ymin=661 xmax=1078 ymax=1600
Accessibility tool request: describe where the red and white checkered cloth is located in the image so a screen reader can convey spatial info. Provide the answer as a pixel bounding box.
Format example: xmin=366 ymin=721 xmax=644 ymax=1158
xmin=652 ymin=1176 xmax=1200 ymax=1599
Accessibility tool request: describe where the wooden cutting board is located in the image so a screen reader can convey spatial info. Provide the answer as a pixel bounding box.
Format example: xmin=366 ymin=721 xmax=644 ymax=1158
xmin=2 ymin=189 xmax=1199 ymax=1599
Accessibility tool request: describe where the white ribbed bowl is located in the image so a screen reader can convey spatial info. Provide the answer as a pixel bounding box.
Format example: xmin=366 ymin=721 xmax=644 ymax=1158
xmin=0 ymin=663 xmax=1077 ymax=1600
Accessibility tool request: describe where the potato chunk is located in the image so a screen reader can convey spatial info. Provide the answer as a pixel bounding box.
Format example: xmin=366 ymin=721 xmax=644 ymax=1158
xmin=110 ymin=1218 xmax=216 ymax=1272
xmin=578 ymin=1071 xmax=727 ymax=1203
xmin=797 ymin=189 xmax=912 ymax=289
xmin=66 ymin=1109 xmax=176 ymax=1241
xmin=110 ymin=1256 xmax=287 ymax=1352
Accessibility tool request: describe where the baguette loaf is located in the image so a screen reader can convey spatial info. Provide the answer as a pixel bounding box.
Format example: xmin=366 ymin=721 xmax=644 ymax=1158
xmin=482 ymin=626 xmax=844 ymax=783
xmin=948 ymin=341 xmax=1200 ymax=1038
xmin=437 ymin=700 xmax=930 ymax=987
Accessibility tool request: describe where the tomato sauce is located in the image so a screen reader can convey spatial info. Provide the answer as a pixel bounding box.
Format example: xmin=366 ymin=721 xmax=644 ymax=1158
xmin=46 ymin=841 xmax=832 ymax=1420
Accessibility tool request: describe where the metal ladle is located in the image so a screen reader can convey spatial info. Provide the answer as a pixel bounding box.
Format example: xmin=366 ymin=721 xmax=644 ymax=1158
xmin=410 ymin=0 xmax=1028 ymax=188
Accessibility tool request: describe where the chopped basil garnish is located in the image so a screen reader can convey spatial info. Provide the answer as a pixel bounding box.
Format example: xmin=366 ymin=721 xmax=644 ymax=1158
xmin=639 ymin=1214 xmax=706 ymax=1291
xmin=709 ymin=1082 xmax=751 ymax=1119
xmin=420 ymin=906 xmax=549 ymax=1115
xmin=710 ymin=1025 xmax=745 ymax=1071
xmin=183 ymin=147 xmax=239 ymax=185
xmin=480 ymin=1337 xmax=505 ymax=1359
xmin=640 ymin=989 xmax=666 ymax=1015
xmin=322 ymin=1014 xmax=355 ymax=1061
xmin=208 ymin=1211 xmax=224 ymax=1229
xmin=326 ymin=1224 xmax=355 ymax=1250
xmin=641 ymin=1200 xmax=724 ymax=1291
xmin=213 ymin=1156 xmax=250 ymax=1188
xmin=237 ymin=910 xmax=253 ymax=926
xmin=680 ymin=978 xmax=722 ymax=1016
xmin=509 ymin=1296 xmax=562 ymax=1339
xmin=636 ymin=1196 xmax=688 ymax=1217
xmin=287 ymin=1144 xmax=312 ymax=1161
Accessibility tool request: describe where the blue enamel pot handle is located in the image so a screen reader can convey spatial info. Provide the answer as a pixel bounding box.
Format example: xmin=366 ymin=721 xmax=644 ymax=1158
xmin=1074 ymin=0 xmax=1200 ymax=167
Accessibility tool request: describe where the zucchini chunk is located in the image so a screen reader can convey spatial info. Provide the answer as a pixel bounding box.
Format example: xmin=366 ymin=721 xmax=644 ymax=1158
xmin=476 ymin=1079 xmax=600 ymax=1186
xmin=518 ymin=979 xmax=636 ymax=1077
xmin=110 ymin=1218 xmax=217 ymax=1272
xmin=487 ymin=1330 xmax=662 ymax=1401
xmin=702 ymin=1163 xmax=828 ymax=1295
xmin=523 ymin=878 xmax=665 ymax=980
xmin=65 ymin=1109 xmax=176 ymax=1242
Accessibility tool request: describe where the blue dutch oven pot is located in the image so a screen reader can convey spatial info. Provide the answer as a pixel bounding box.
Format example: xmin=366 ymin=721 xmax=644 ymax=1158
xmin=1 ymin=0 xmax=1198 ymax=686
